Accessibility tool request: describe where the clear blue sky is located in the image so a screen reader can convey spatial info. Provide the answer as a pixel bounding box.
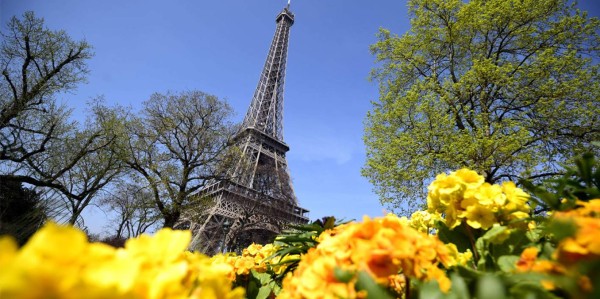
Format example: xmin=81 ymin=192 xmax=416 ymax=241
xmin=1 ymin=1 xmax=599 ymax=234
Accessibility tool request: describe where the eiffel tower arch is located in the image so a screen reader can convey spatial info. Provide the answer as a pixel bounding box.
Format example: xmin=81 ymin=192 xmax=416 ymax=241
xmin=177 ymin=4 xmax=309 ymax=255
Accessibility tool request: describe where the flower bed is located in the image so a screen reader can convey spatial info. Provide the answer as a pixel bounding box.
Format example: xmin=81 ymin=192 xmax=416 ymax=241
xmin=2 ymin=165 xmax=600 ymax=298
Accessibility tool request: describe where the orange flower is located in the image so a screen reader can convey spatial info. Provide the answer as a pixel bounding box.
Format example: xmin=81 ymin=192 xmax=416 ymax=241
xmin=279 ymin=215 xmax=453 ymax=299
xmin=516 ymin=247 xmax=539 ymax=272
xmin=516 ymin=202 xmax=600 ymax=295
xmin=553 ymin=203 xmax=600 ymax=264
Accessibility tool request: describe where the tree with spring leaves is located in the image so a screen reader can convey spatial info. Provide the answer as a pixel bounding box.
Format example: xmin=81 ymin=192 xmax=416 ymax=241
xmin=364 ymin=0 xmax=600 ymax=213
xmin=1 ymin=12 xmax=125 ymax=225
xmin=118 ymin=91 xmax=238 ymax=228
xmin=1 ymin=11 xmax=92 ymax=169
xmin=99 ymin=181 xmax=160 ymax=239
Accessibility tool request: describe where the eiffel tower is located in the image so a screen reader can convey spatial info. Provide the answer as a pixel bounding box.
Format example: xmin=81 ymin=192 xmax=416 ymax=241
xmin=180 ymin=3 xmax=309 ymax=254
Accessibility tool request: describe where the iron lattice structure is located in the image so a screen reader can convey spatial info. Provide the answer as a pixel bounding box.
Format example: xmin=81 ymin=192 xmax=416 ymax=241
xmin=178 ymin=5 xmax=309 ymax=255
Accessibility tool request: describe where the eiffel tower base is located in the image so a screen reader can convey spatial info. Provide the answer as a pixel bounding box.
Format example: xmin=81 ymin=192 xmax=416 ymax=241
xmin=179 ymin=181 xmax=308 ymax=255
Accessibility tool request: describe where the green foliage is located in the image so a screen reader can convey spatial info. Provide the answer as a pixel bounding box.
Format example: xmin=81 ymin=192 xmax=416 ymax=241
xmin=0 ymin=12 xmax=125 ymax=225
xmin=363 ymin=0 xmax=600 ymax=213
xmin=236 ymin=217 xmax=339 ymax=299
xmin=114 ymin=90 xmax=237 ymax=228
xmin=244 ymin=270 xmax=281 ymax=299
xmin=413 ymin=154 xmax=600 ymax=299
xmin=0 ymin=11 xmax=92 ymax=166
xmin=355 ymin=271 xmax=394 ymax=299
xmin=437 ymin=221 xmax=476 ymax=253
xmin=474 ymin=226 xmax=531 ymax=271
xmin=521 ymin=153 xmax=600 ymax=212
xmin=270 ymin=217 xmax=337 ymax=280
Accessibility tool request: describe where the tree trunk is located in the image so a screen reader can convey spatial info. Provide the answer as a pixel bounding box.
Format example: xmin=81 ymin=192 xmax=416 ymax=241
xmin=162 ymin=211 xmax=181 ymax=229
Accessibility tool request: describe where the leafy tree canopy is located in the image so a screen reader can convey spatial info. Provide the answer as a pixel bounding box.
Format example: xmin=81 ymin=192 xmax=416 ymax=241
xmin=364 ymin=0 xmax=600 ymax=213
xmin=117 ymin=90 xmax=238 ymax=228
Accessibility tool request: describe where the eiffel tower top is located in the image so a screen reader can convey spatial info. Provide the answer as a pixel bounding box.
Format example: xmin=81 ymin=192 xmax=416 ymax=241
xmin=240 ymin=4 xmax=295 ymax=144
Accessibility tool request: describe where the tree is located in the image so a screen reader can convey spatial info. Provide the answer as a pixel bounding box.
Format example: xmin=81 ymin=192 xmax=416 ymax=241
xmin=1 ymin=11 xmax=92 ymax=170
xmin=0 ymin=12 xmax=124 ymax=224
xmin=100 ymin=181 xmax=160 ymax=239
xmin=38 ymin=105 xmax=125 ymax=224
xmin=119 ymin=91 xmax=237 ymax=228
xmin=364 ymin=0 xmax=600 ymax=212
xmin=0 ymin=180 xmax=46 ymax=245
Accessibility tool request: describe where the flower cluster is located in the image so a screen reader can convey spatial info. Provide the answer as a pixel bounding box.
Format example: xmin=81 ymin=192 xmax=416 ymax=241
xmin=212 ymin=243 xmax=295 ymax=278
xmin=515 ymin=200 xmax=600 ymax=293
xmin=427 ymin=169 xmax=530 ymax=229
xmin=0 ymin=223 xmax=244 ymax=299
xmin=279 ymin=214 xmax=455 ymax=299
xmin=515 ymin=246 xmax=592 ymax=292
xmin=408 ymin=210 xmax=441 ymax=234
xmin=552 ymin=199 xmax=600 ymax=264
xmin=445 ymin=243 xmax=473 ymax=267
xmin=515 ymin=247 xmax=568 ymax=290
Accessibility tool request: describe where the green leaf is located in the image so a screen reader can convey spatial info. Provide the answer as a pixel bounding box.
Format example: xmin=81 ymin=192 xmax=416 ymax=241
xmin=490 ymin=228 xmax=531 ymax=258
xmin=479 ymin=225 xmax=508 ymax=243
xmin=418 ymin=280 xmax=447 ymax=299
xmin=545 ymin=219 xmax=577 ymax=242
xmin=355 ymin=271 xmax=393 ymax=299
xmin=246 ymin=278 xmax=260 ymax=299
xmin=455 ymin=265 xmax=482 ymax=280
xmin=267 ymin=247 xmax=301 ymax=259
xmin=509 ymin=281 xmax=560 ymax=299
xmin=333 ymin=267 xmax=355 ymax=283
xmin=256 ymin=286 xmax=273 ymax=299
xmin=450 ymin=273 xmax=470 ymax=299
xmin=476 ymin=275 xmax=506 ymax=299
xmin=525 ymin=226 xmax=543 ymax=243
xmin=497 ymin=255 xmax=519 ymax=272
xmin=437 ymin=221 xmax=473 ymax=253
xmin=269 ymin=281 xmax=282 ymax=296
xmin=250 ymin=269 xmax=273 ymax=285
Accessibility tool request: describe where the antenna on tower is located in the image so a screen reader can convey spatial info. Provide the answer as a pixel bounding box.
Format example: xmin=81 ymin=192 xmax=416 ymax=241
xmin=287 ymin=0 xmax=291 ymax=9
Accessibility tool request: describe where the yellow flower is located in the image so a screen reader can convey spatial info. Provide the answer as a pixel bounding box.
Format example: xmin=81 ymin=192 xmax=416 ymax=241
xmin=233 ymin=257 xmax=255 ymax=275
xmin=22 ymin=221 xmax=89 ymax=264
xmin=125 ymin=228 xmax=191 ymax=263
xmin=464 ymin=204 xmax=497 ymax=230
xmin=453 ymin=168 xmax=485 ymax=189
xmin=226 ymin=242 xmax=286 ymax=276
xmin=444 ymin=202 xmax=462 ymax=229
xmin=464 ymin=183 xmax=504 ymax=207
xmin=408 ymin=210 xmax=441 ymax=233
xmin=426 ymin=169 xmax=531 ymax=230
xmin=445 ymin=243 xmax=472 ymax=267
xmin=502 ymin=181 xmax=530 ymax=212
xmin=428 ymin=173 xmax=464 ymax=208
xmin=0 ymin=223 xmax=244 ymax=299
xmin=0 ymin=236 xmax=18 ymax=266
xmin=244 ymin=243 xmax=262 ymax=256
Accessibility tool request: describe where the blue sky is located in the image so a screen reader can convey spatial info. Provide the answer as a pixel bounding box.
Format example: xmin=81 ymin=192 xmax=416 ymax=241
xmin=2 ymin=1 xmax=599 ymax=234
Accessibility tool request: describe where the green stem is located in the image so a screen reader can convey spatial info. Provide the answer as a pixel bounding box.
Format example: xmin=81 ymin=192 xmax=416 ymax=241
xmin=463 ymin=222 xmax=479 ymax=269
